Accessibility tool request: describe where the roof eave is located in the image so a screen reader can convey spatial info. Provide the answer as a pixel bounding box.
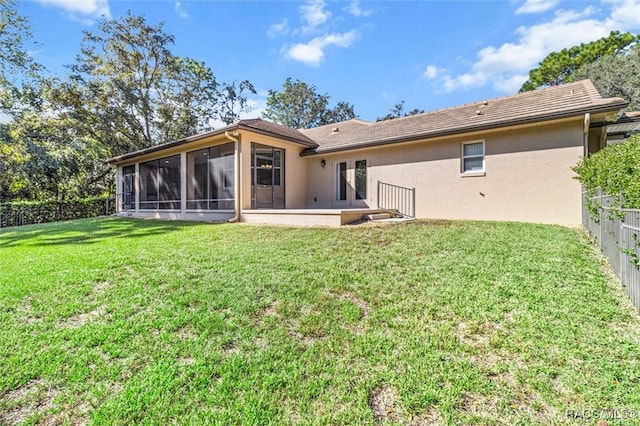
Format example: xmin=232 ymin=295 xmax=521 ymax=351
xmin=106 ymin=127 xmax=232 ymax=165
xmin=236 ymin=122 xmax=318 ymax=148
xmin=106 ymin=122 xmax=318 ymax=166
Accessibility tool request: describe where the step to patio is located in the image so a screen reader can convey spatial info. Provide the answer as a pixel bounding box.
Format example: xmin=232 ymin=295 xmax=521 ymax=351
xmin=365 ymin=212 xmax=393 ymax=221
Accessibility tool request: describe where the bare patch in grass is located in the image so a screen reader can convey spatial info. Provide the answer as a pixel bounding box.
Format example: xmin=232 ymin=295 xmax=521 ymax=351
xmin=64 ymin=306 xmax=108 ymax=328
xmin=410 ymin=406 xmax=444 ymax=426
xmin=39 ymin=398 xmax=91 ymax=426
xmin=16 ymin=306 xmax=41 ymax=326
xmin=458 ymin=392 xmax=499 ymax=420
xmin=509 ymin=386 xmax=557 ymax=422
xmin=0 ymin=379 xmax=58 ymax=425
xmin=175 ymin=326 xmax=196 ymax=341
xmin=287 ymin=328 xmax=322 ymax=346
xmin=368 ymin=384 xmax=406 ymax=424
xmin=609 ymin=321 xmax=640 ymax=345
xmin=252 ymin=337 xmax=269 ymax=350
xmin=255 ymin=301 xmax=323 ymax=346
xmin=254 ymin=301 xmax=279 ymax=327
xmin=177 ymin=357 xmax=195 ymax=366
xmin=93 ymin=281 xmax=110 ymax=294
xmin=456 ymin=321 xmax=492 ymax=349
xmin=456 ymin=320 xmax=508 ymax=350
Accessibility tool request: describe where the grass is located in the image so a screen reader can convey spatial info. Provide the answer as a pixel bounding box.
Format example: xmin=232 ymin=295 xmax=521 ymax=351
xmin=1 ymin=217 xmax=640 ymax=425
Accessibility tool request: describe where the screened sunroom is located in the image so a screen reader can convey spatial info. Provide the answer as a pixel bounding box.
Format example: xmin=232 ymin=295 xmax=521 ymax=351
xmin=116 ymin=141 xmax=237 ymax=221
xmin=109 ymin=119 xmax=320 ymax=223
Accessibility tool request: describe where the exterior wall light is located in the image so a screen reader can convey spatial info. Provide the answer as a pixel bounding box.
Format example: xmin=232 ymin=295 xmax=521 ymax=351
xmin=320 ymin=159 xmax=326 ymax=167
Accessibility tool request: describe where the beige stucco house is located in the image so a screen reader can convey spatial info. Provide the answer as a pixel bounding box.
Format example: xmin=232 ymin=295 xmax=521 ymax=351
xmin=107 ymin=80 xmax=628 ymax=226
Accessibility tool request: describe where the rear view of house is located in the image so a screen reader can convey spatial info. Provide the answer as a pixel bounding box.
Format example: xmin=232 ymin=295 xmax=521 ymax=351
xmin=107 ymin=80 xmax=627 ymax=226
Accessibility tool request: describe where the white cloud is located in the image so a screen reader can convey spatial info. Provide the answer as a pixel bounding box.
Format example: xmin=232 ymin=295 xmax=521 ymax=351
xmin=604 ymin=0 xmax=640 ymax=29
xmin=175 ymin=1 xmax=189 ymax=19
xmin=493 ymin=74 xmax=531 ymax=93
xmin=276 ymin=1 xmax=360 ymax=67
xmin=284 ymin=31 xmax=358 ymax=66
xmin=36 ymin=0 xmax=110 ymax=20
xmin=423 ymin=65 xmax=441 ymax=79
xmin=427 ymin=1 xmax=640 ymax=93
xmin=268 ymin=19 xmax=289 ymax=39
xmin=516 ymin=0 xmax=560 ymax=14
xmin=300 ymin=0 xmax=331 ymax=32
xmin=286 ymin=43 xmax=324 ymax=66
xmin=346 ymin=1 xmax=373 ymax=17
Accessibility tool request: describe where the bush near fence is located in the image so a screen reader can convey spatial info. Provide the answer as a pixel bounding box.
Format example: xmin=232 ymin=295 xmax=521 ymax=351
xmin=0 ymin=196 xmax=115 ymax=228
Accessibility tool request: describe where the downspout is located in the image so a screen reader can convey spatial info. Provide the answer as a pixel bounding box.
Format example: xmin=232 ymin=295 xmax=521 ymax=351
xmin=583 ymin=113 xmax=590 ymax=158
xmin=225 ymin=130 xmax=242 ymax=223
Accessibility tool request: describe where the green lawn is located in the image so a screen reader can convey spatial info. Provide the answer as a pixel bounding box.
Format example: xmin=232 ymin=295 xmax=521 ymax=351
xmin=1 ymin=218 xmax=639 ymax=425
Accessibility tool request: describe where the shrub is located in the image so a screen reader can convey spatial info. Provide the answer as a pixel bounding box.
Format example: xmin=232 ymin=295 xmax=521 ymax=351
xmin=573 ymin=133 xmax=640 ymax=209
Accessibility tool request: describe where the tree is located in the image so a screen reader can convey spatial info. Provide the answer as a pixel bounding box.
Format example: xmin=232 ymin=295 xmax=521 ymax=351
xmin=568 ymin=44 xmax=640 ymax=110
xmin=0 ymin=123 xmax=28 ymax=200
xmin=4 ymin=81 xmax=110 ymax=202
xmin=376 ymin=100 xmax=424 ymax=121
xmin=215 ymin=80 xmax=257 ymax=126
xmin=520 ymin=31 xmax=639 ymax=92
xmin=262 ymin=78 xmax=356 ymax=128
xmin=155 ymin=56 xmax=219 ymax=142
xmin=0 ymin=0 xmax=42 ymax=114
xmin=57 ymin=12 xmax=221 ymax=156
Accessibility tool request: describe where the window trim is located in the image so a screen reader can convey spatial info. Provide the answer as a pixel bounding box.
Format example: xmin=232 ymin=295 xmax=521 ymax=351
xmin=461 ymin=140 xmax=485 ymax=176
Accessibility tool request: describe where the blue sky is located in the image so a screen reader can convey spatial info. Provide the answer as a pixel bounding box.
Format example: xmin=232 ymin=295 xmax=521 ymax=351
xmin=18 ymin=0 xmax=640 ymax=124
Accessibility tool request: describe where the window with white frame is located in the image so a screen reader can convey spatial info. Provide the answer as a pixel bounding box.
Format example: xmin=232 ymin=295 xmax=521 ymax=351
xmin=461 ymin=141 xmax=485 ymax=173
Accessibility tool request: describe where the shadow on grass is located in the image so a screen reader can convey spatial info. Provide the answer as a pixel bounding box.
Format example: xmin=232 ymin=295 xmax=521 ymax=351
xmin=0 ymin=217 xmax=211 ymax=248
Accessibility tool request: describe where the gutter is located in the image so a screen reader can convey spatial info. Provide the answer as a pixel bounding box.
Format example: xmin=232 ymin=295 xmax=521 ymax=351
xmin=225 ymin=130 xmax=241 ymax=223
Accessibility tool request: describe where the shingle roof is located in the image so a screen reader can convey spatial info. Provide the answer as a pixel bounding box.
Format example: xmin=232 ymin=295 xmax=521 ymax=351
xmin=299 ymin=79 xmax=628 ymax=155
xmin=108 ymin=80 xmax=627 ymax=164
xmin=238 ymin=119 xmax=317 ymax=147
xmin=107 ymin=118 xmax=316 ymax=164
